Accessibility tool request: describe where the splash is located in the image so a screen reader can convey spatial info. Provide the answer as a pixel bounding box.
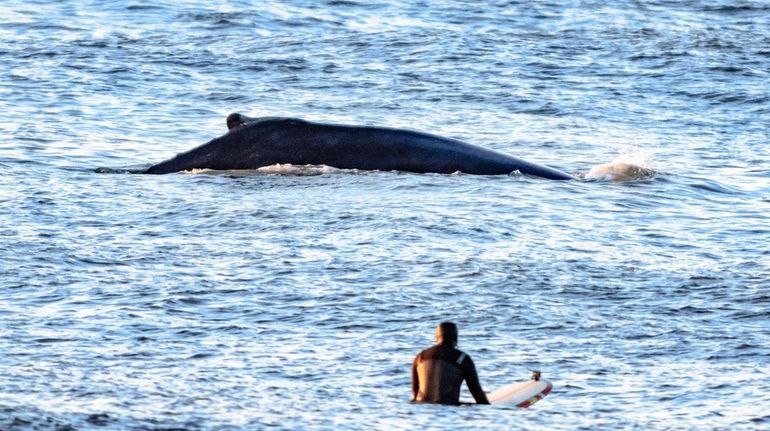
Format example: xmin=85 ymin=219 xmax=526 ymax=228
xmin=256 ymin=163 xmax=342 ymax=176
xmin=584 ymin=151 xmax=656 ymax=182
xmin=186 ymin=164 xmax=343 ymax=176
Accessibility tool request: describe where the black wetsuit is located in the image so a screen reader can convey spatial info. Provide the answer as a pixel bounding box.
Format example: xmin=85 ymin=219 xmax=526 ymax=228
xmin=411 ymin=343 xmax=490 ymax=405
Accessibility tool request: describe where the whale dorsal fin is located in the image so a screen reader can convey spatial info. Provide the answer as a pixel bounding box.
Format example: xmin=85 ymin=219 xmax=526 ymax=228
xmin=226 ymin=113 xmax=256 ymax=131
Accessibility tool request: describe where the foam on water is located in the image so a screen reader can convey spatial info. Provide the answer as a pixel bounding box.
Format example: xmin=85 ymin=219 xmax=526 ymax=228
xmin=186 ymin=164 xmax=344 ymax=176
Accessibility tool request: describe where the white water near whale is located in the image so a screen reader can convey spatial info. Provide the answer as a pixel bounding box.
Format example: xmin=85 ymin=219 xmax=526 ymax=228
xmin=584 ymin=150 xmax=656 ymax=182
xmin=1 ymin=1 xmax=769 ymax=430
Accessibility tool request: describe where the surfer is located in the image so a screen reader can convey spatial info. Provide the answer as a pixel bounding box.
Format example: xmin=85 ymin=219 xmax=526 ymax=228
xmin=411 ymin=321 xmax=490 ymax=405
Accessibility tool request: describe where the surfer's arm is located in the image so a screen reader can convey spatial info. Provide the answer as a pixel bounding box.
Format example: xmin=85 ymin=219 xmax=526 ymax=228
xmin=462 ymin=356 xmax=490 ymax=404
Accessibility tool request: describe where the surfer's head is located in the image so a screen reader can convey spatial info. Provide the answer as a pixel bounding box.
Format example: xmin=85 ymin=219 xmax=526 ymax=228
xmin=435 ymin=321 xmax=458 ymax=347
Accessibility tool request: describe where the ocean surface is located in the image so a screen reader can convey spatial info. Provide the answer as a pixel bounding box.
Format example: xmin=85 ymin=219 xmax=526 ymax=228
xmin=1 ymin=0 xmax=769 ymax=429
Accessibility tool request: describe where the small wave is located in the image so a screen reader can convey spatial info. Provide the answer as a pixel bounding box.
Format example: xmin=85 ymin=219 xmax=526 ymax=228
xmin=688 ymin=179 xmax=744 ymax=195
xmin=703 ymin=5 xmax=770 ymax=14
xmin=94 ymin=167 xmax=145 ymax=174
xmin=582 ymin=152 xmax=656 ymax=182
xmin=177 ymin=11 xmax=244 ymax=23
xmin=126 ymin=5 xmax=164 ymax=11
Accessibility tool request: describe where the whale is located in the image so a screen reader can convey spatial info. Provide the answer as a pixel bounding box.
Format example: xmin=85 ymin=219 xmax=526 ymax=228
xmin=143 ymin=113 xmax=574 ymax=180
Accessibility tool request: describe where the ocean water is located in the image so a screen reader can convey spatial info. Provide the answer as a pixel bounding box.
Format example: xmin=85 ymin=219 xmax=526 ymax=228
xmin=1 ymin=0 xmax=769 ymax=429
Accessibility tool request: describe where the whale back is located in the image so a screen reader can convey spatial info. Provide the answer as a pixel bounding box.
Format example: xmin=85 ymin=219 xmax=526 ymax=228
xmin=144 ymin=115 xmax=573 ymax=179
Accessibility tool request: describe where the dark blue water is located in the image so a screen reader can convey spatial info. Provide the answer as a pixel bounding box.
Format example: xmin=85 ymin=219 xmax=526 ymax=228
xmin=1 ymin=1 xmax=769 ymax=429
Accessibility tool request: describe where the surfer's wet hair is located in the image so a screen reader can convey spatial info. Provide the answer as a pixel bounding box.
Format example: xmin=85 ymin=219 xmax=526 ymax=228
xmin=436 ymin=321 xmax=458 ymax=346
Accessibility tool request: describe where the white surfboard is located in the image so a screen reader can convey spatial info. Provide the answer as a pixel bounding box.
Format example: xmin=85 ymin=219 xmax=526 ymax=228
xmin=487 ymin=371 xmax=553 ymax=407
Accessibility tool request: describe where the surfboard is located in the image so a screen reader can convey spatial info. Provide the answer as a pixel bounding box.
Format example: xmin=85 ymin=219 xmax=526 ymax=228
xmin=487 ymin=371 xmax=553 ymax=407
